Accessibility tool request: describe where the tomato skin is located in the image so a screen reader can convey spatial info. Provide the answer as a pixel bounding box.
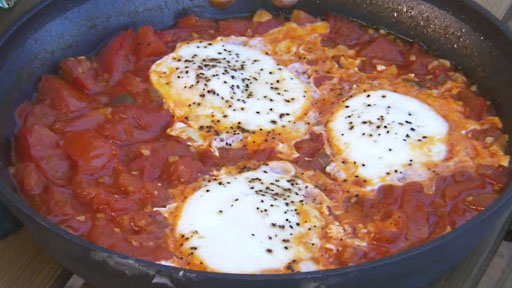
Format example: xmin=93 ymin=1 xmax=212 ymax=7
xmin=313 ymin=75 xmax=334 ymax=87
xmin=294 ymin=132 xmax=324 ymax=158
xmin=14 ymin=163 xmax=46 ymax=196
xmin=455 ymin=89 xmax=487 ymax=121
xmin=96 ymin=29 xmax=136 ymax=84
xmin=322 ymin=14 xmax=370 ymax=48
xmin=165 ymin=157 xmax=205 ymax=185
xmin=99 ymin=105 xmax=172 ymax=145
xmin=16 ymin=102 xmax=57 ymax=128
xmin=37 ymin=75 xmax=90 ymax=114
xmin=477 ymin=165 xmax=508 ymax=186
xmin=60 ymin=57 xmax=104 ymax=93
xmin=359 ymin=37 xmax=404 ymax=64
xmin=59 ymin=110 xmax=107 ymax=133
xmin=128 ymin=140 xmax=193 ymax=181
xmin=106 ymin=73 xmax=154 ymax=104
xmin=218 ymin=20 xmax=252 ymax=36
xmin=63 ymin=130 xmax=119 ymax=175
xmin=16 ymin=125 xmax=71 ymax=185
xmin=254 ymin=18 xmax=284 ymax=34
xmin=135 ymin=26 xmax=169 ymax=60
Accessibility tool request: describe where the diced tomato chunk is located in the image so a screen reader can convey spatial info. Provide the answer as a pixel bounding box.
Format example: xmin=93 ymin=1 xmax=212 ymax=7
xmin=59 ymin=110 xmax=107 ymax=132
xmin=477 ymin=165 xmax=508 ymax=186
xmin=454 ymin=89 xmax=487 ymax=121
xmin=165 ymin=157 xmax=205 ymax=184
xmin=322 ymin=14 xmax=370 ymax=48
xmin=37 ymin=75 xmax=90 ymax=113
xmin=96 ymin=29 xmax=136 ymax=84
xmin=250 ymin=148 xmax=277 ymax=161
xmin=44 ymin=186 xmax=75 ymax=222
xmin=313 ymin=75 xmax=334 ymax=87
xmin=135 ymin=26 xmax=169 ymax=60
xmin=375 ymin=184 xmax=402 ymax=208
xmin=128 ymin=140 xmax=193 ymax=181
xmin=254 ymin=18 xmax=284 ymax=34
xmin=117 ymin=173 xmax=143 ymax=194
xmin=290 ymin=10 xmax=318 ymax=26
xmin=14 ymin=163 xmax=46 ymax=195
xmin=467 ymin=126 xmax=504 ymax=143
xmin=218 ymin=19 xmax=252 ymax=36
xmin=293 ymin=155 xmax=325 ymax=171
xmin=16 ymin=102 xmax=57 ymax=128
xmin=294 ymin=132 xmax=324 ymax=158
xmin=60 ymin=57 xmax=104 ymax=93
xmin=107 ymin=73 xmax=154 ymax=104
xmin=99 ymin=106 xmax=172 ymax=145
xmin=357 ymin=59 xmax=376 ymax=74
xmin=63 ymin=130 xmax=120 ymax=175
xmin=465 ymin=193 xmax=500 ymax=211
xmin=16 ymin=125 xmax=71 ymax=184
xmin=359 ymin=37 xmax=404 ymax=64
xmin=216 ymin=147 xmax=249 ymax=166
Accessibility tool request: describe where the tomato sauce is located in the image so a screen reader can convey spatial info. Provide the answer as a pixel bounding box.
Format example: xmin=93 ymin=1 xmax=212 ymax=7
xmin=12 ymin=11 xmax=508 ymax=268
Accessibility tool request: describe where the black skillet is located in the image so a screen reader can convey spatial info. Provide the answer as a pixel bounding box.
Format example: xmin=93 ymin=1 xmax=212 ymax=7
xmin=0 ymin=0 xmax=512 ymax=287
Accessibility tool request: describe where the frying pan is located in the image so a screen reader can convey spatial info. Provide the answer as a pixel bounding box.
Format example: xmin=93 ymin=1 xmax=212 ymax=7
xmin=0 ymin=0 xmax=512 ymax=287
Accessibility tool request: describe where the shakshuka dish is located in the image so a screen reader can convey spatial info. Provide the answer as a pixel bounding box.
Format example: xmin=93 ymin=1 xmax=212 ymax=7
xmin=11 ymin=9 xmax=509 ymax=273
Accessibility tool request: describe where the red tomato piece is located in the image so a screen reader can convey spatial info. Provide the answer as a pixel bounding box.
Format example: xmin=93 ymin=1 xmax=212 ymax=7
xmin=359 ymin=37 xmax=404 ymax=64
xmin=37 ymin=75 xmax=90 ymax=114
xmin=60 ymin=57 xmax=104 ymax=93
xmin=14 ymin=162 xmax=46 ymax=196
xmin=467 ymin=126 xmax=504 ymax=143
xmin=375 ymin=184 xmax=402 ymax=209
xmin=477 ymin=165 xmax=508 ymax=186
xmin=63 ymin=130 xmax=120 ymax=175
xmin=99 ymin=106 xmax=172 ymax=145
xmin=454 ymin=89 xmax=487 ymax=121
xmin=60 ymin=110 xmax=107 ymax=132
xmin=313 ymin=75 xmax=334 ymax=87
xmin=44 ymin=186 xmax=75 ymax=222
xmin=17 ymin=102 xmax=57 ymax=128
xmin=443 ymin=175 xmax=490 ymax=202
xmin=166 ymin=157 xmax=205 ymax=184
xmin=322 ymin=14 xmax=370 ymax=48
xmin=254 ymin=18 xmax=284 ymax=34
xmin=96 ymin=29 xmax=136 ymax=84
xmin=464 ymin=193 xmax=500 ymax=211
xmin=117 ymin=173 xmax=143 ymax=194
xmin=128 ymin=140 xmax=192 ymax=181
xmin=135 ymin=26 xmax=169 ymax=60
xmin=294 ymin=131 xmax=324 ymax=158
xmin=357 ymin=59 xmax=376 ymax=74
xmin=250 ymin=148 xmax=277 ymax=162
xmin=292 ymin=155 xmax=325 ymax=171
xmin=218 ymin=19 xmax=253 ymax=36
xmin=216 ymin=147 xmax=249 ymax=166
xmin=107 ymin=73 xmax=153 ymax=104
xmin=16 ymin=125 xmax=71 ymax=185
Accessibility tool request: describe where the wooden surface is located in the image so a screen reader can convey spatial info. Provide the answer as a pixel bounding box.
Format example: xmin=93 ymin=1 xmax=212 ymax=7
xmin=0 ymin=1 xmax=511 ymax=288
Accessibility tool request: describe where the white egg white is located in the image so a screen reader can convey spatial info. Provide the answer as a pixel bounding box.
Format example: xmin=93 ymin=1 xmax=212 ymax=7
xmin=170 ymin=161 xmax=326 ymax=273
xmin=327 ymin=90 xmax=449 ymax=185
xmin=149 ymin=38 xmax=311 ymax=150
